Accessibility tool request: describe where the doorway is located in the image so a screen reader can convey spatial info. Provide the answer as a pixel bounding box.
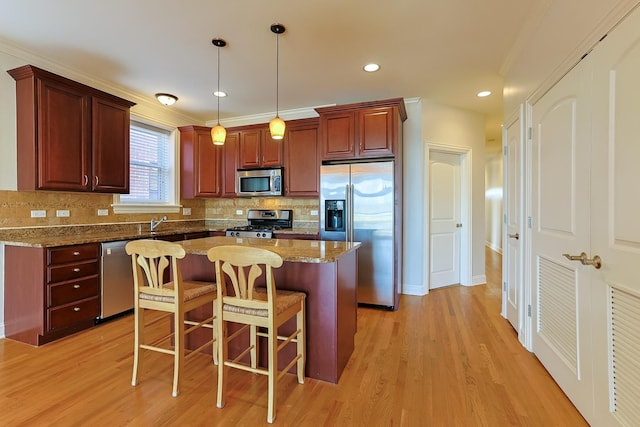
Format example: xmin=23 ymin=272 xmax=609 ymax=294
xmin=425 ymin=143 xmax=472 ymax=291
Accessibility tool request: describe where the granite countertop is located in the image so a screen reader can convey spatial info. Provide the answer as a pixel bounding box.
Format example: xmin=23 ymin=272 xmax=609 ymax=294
xmin=0 ymin=223 xmax=319 ymax=248
xmin=181 ymin=236 xmax=360 ymax=263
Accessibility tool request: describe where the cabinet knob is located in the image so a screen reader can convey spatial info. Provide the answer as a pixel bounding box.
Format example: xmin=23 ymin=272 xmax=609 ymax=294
xmin=73 ymin=268 xmax=81 ymax=273
xmin=73 ymin=251 xmax=80 ymax=256
xmin=73 ymin=307 xmax=80 ymax=312
xmin=73 ymin=284 xmax=80 ymax=289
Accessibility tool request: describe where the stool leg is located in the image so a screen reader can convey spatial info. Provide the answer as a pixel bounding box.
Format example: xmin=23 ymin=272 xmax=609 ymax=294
xmin=217 ymin=318 xmax=227 ymax=409
xmin=132 ymin=307 xmax=143 ymax=386
xmin=296 ymin=303 xmax=306 ymax=384
xmin=267 ymin=324 xmax=277 ymax=424
xmin=173 ymin=310 xmax=184 ymax=397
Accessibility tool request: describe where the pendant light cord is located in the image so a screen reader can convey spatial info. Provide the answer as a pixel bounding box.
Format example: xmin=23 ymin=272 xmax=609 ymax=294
xmin=275 ymin=31 xmax=279 ymax=117
xmin=217 ymin=45 xmax=221 ymax=125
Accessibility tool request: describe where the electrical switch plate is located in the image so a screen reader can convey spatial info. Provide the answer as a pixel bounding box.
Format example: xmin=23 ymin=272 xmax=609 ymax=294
xmin=182 ymin=207 xmax=191 ymax=215
xmin=30 ymin=210 xmax=46 ymax=218
xmin=97 ymin=209 xmax=109 ymax=216
xmin=310 ymin=209 xmax=319 ymax=216
xmin=236 ymin=210 xmax=243 ymax=215
xmin=56 ymin=210 xmax=70 ymax=217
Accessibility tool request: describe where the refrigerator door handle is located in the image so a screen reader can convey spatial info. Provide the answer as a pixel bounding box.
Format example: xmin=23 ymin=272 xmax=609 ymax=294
xmin=345 ymin=184 xmax=350 ymax=242
xmin=349 ymin=183 xmax=355 ymax=242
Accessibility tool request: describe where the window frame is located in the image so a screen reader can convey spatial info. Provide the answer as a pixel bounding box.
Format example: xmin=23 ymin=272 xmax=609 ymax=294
xmin=112 ymin=115 xmax=181 ymax=214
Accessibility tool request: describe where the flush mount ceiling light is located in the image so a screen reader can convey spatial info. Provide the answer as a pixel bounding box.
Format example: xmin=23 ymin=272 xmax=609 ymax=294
xmin=269 ymin=23 xmax=286 ymax=140
xmin=477 ymin=91 xmax=492 ymax=97
xmin=363 ymin=63 xmax=380 ymax=72
xmin=211 ymin=38 xmax=227 ymax=146
xmin=213 ymin=91 xmax=227 ymax=97
xmin=155 ymin=93 xmax=178 ymax=106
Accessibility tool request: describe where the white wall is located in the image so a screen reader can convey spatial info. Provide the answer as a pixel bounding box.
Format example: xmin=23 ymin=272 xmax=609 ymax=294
xmin=485 ymin=148 xmax=503 ymax=253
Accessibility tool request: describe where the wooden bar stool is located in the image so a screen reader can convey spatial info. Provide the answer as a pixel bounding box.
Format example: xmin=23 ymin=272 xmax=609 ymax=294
xmin=207 ymin=245 xmax=306 ymax=424
xmin=125 ymin=239 xmax=217 ymax=397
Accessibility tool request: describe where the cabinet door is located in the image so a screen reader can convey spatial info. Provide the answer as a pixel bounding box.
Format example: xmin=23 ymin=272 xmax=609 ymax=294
xmin=284 ymin=124 xmax=319 ymax=196
xmin=180 ymin=127 xmax=221 ymax=198
xmin=92 ymin=97 xmax=130 ymax=193
xmin=239 ymin=129 xmax=261 ymax=168
xmin=37 ymin=78 xmax=91 ymax=191
xmin=194 ymin=131 xmax=221 ymax=197
xmin=320 ymin=111 xmax=355 ymax=160
xmin=261 ymin=130 xmax=283 ymax=167
xmin=358 ymin=107 xmax=394 ymax=157
xmin=221 ymin=131 xmax=239 ymax=197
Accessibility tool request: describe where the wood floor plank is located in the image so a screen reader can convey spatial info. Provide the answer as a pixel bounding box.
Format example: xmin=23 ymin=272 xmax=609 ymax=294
xmin=0 ymin=248 xmax=587 ymax=426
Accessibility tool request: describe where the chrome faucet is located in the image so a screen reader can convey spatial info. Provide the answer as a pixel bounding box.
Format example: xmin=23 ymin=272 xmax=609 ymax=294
xmin=150 ymin=216 xmax=168 ymax=232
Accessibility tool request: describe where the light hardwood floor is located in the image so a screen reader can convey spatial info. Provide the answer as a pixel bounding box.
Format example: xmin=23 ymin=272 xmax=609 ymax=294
xmin=0 ymin=248 xmax=587 ymax=426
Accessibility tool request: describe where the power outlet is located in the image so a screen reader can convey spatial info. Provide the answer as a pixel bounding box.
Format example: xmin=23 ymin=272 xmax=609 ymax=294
xmin=97 ymin=209 xmax=109 ymax=216
xmin=56 ymin=210 xmax=70 ymax=217
xmin=182 ymin=207 xmax=192 ymax=215
xmin=310 ymin=209 xmax=319 ymax=216
xmin=30 ymin=210 xmax=46 ymax=218
xmin=236 ymin=210 xmax=243 ymax=215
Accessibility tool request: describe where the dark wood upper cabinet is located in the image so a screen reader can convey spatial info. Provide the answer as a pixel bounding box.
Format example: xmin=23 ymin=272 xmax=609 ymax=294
xmin=221 ymin=131 xmax=240 ymax=197
xmin=8 ymin=65 xmax=135 ymax=193
xmin=238 ymin=125 xmax=283 ymax=169
xmin=284 ymin=118 xmax=320 ymax=197
xmin=316 ymin=98 xmax=406 ymax=162
xmin=179 ymin=126 xmax=222 ymax=198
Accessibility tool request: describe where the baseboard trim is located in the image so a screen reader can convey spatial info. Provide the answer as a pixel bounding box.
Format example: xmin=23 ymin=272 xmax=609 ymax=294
xmin=471 ymin=275 xmax=487 ymax=286
xmin=402 ymin=283 xmax=428 ymax=296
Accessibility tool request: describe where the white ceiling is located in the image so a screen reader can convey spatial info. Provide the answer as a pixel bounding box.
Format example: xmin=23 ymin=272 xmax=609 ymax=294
xmin=0 ymin=0 xmax=542 ymax=136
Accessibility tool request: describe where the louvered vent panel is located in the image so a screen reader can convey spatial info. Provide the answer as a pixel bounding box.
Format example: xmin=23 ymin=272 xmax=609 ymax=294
xmin=610 ymin=286 xmax=640 ymax=426
xmin=537 ymin=257 xmax=577 ymax=374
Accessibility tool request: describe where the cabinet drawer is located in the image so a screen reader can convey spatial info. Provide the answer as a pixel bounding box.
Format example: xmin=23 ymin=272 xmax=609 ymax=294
xmin=47 ymin=260 xmax=99 ymax=284
xmin=48 ymin=276 xmax=99 ymax=307
xmin=47 ymin=297 xmax=100 ymax=331
xmin=48 ymin=243 xmax=99 ymax=265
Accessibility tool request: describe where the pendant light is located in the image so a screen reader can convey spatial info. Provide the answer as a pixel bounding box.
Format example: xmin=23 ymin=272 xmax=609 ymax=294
xmin=211 ymin=38 xmax=227 ymax=145
xmin=269 ymin=24 xmax=286 ymax=140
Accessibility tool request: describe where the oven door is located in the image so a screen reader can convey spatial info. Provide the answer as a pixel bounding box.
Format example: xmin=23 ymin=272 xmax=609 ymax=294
xmin=236 ymin=168 xmax=282 ymax=197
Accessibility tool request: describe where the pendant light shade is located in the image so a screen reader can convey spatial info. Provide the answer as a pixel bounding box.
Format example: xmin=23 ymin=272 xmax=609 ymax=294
xmin=211 ymin=124 xmax=227 ymax=145
xmin=211 ymin=38 xmax=227 ymax=145
xmin=269 ymin=24 xmax=286 ymax=140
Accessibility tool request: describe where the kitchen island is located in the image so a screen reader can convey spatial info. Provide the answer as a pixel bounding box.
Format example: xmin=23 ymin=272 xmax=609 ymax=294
xmin=178 ymin=236 xmax=360 ymax=384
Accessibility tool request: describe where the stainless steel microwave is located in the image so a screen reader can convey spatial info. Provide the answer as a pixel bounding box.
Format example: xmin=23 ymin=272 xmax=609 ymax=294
xmin=236 ymin=167 xmax=283 ymax=197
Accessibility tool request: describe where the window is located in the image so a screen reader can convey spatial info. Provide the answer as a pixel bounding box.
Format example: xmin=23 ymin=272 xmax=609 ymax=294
xmin=112 ymin=120 xmax=180 ymax=214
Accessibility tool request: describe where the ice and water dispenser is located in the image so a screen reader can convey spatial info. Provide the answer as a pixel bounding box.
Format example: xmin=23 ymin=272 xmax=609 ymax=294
xmin=325 ymin=200 xmax=345 ymax=232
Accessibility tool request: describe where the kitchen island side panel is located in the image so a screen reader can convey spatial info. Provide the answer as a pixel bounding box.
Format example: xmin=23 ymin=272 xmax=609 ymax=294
xmin=4 ymin=245 xmax=45 ymax=345
xmin=180 ymin=250 xmax=357 ymax=384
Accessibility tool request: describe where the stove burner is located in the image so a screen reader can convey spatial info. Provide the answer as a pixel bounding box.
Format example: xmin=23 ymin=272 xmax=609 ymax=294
xmin=224 ymin=209 xmax=292 ymax=239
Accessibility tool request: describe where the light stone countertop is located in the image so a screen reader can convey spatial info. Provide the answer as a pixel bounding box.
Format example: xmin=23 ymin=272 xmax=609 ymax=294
xmin=0 ymin=224 xmax=318 ymax=248
xmin=181 ymin=236 xmax=360 ymax=263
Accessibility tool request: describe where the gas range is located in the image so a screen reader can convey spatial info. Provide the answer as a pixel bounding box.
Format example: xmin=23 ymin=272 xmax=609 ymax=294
xmin=225 ymin=209 xmax=292 ymax=239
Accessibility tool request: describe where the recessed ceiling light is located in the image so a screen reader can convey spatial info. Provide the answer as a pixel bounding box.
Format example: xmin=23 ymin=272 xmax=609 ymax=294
xmin=214 ymin=91 xmax=227 ymax=97
xmin=155 ymin=93 xmax=178 ymax=105
xmin=477 ymin=91 xmax=492 ymax=97
xmin=363 ymin=63 xmax=380 ymax=72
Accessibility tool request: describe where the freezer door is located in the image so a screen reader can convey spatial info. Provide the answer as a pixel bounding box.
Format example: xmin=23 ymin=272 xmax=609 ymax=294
xmin=320 ymin=164 xmax=350 ymax=241
xmin=351 ymin=161 xmax=395 ymax=307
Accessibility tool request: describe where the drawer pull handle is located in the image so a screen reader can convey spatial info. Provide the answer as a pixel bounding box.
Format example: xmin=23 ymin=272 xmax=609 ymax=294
xmin=73 ymin=307 xmax=80 ymax=312
xmin=73 ymin=268 xmax=81 ymax=273
xmin=73 ymin=284 xmax=80 ymax=289
xmin=73 ymin=251 xmax=80 ymax=256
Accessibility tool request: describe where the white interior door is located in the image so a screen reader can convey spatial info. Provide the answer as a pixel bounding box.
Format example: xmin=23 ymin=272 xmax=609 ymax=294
xmin=589 ymin=10 xmax=640 ymax=425
xmin=429 ymin=151 xmax=461 ymax=289
xmin=530 ymin=55 xmax=594 ymax=423
xmin=503 ymin=113 xmax=524 ymax=335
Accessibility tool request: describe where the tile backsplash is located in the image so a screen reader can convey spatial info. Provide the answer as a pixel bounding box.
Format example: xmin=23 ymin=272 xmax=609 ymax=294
xmin=0 ymin=190 xmax=319 ymax=230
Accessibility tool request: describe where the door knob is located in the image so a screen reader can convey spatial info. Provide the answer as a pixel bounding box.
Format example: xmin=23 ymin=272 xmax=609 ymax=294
xmin=508 ymin=233 xmax=519 ymax=240
xmin=456 ymin=223 xmax=462 ymax=228
xmin=562 ymin=252 xmax=602 ymax=269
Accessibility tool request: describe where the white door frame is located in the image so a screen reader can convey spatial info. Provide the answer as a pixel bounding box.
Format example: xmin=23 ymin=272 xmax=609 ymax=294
xmin=424 ymin=142 xmax=472 ymax=292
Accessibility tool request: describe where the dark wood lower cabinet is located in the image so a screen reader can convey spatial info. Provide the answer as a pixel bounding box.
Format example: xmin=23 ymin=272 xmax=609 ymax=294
xmin=4 ymin=243 xmax=101 ymax=346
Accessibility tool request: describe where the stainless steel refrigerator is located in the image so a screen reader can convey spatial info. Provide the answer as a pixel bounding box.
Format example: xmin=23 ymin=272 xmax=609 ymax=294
xmin=320 ymin=160 xmax=397 ymax=309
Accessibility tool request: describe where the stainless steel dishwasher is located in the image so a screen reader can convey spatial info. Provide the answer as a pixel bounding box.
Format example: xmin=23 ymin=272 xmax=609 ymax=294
xmin=100 ymin=240 xmax=134 ymax=320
